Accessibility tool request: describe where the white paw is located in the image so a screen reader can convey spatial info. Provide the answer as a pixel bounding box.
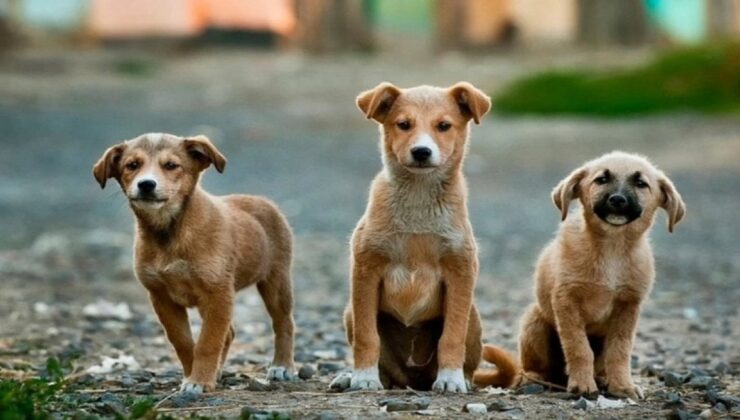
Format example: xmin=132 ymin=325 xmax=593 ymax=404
xmin=349 ymin=367 xmax=383 ymax=391
xmin=432 ymin=368 xmax=467 ymax=393
xmin=179 ymin=380 xmax=204 ymax=395
xmin=267 ymin=365 xmax=295 ymax=381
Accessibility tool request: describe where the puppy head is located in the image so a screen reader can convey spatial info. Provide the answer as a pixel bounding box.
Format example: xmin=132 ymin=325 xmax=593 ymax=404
xmin=553 ymin=151 xmax=686 ymax=233
xmin=93 ymin=133 xmax=226 ymax=216
xmin=356 ymin=82 xmax=491 ymax=175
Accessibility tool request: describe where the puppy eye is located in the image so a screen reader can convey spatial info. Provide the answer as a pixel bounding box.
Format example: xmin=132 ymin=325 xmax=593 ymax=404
xmin=163 ymin=161 xmax=179 ymax=171
xmin=125 ymin=161 xmax=139 ymax=171
xmin=634 ymin=179 xmax=648 ymax=188
xmin=594 ymin=176 xmax=609 ymax=185
xmin=396 ymin=120 xmax=412 ymax=131
xmin=437 ymin=121 xmax=452 ymax=132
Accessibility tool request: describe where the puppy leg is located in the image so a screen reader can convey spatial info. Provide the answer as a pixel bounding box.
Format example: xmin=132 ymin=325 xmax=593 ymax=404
xmin=349 ymin=258 xmax=383 ymax=390
xmin=518 ymin=304 xmax=556 ymax=384
xmin=434 ymin=255 xmax=475 ymax=393
xmin=604 ymin=303 xmax=643 ymax=400
xmin=217 ymin=324 xmax=235 ymax=378
xmin=149 ymin=292 xmax=194 ymax=378
xmin=182 ymin=291 xmax=234 ymax=394
xmin=257 ymin=270 xmax=296 ymax=381
xmin=464 ymin=305 xmax=483 ymax=382
xmin=552 ymin=298 xmax=598 ymax=396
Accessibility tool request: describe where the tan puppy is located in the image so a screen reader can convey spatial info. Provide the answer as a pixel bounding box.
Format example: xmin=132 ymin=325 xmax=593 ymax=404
xmin=476 ymin=152 xmax=685 ymax=398
xmin=334 ymin=82 xmax=500 ymax=393
xmin=93 ymin=133 xmax=296 ymax=393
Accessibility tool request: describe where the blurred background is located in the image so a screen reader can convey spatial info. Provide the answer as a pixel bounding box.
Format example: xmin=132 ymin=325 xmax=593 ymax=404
xmin=0 ymin=0 xmax=738 ymax=416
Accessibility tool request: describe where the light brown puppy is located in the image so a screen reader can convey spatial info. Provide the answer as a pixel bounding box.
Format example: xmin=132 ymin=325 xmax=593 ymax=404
xmin=93 ymin=133 xmax=296 ymax=393
xmin=476 ymin=152 xmax=685 ymax=399
xmin=333 ymin=82 xmax=508 ymax=393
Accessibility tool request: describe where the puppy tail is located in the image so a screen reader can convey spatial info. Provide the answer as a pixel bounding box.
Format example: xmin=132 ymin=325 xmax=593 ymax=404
xmin=472 ymin=344 xmax=519 ymax=388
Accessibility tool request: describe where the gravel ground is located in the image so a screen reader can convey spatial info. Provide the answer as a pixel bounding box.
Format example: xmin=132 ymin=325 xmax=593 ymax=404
xmin=0 ymin=46 xmax=738 ymax=418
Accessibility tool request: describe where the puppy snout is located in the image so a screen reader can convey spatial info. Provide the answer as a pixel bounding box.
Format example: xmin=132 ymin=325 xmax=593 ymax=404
xmin=138 ymin=179 xmax=157 ymax=194
xmin=608 ymin=193 xmax=628 ymax=209
xmin=411 ymin=146 xmax=432 ymax=162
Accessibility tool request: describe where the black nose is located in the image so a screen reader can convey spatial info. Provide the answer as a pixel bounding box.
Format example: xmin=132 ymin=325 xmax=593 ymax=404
xmin=608 ymin=194 xmax=628 ymax=209
xmin=138 ymin=179 xmax=157 ymax=194
xmin=410 ymin=146 xmax=432 ymax=162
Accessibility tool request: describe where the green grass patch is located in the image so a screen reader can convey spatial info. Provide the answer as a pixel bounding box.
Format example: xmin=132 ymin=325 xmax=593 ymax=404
xmin=112 ymin=58 xmax=158 ymax=78
xmin=494 ymin=43 xmax=740 ymax=116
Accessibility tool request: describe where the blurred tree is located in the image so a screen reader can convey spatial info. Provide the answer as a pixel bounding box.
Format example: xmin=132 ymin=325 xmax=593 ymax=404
xmin=577 ymin=0 xmax=650 ymax=45
xmin=293 ymin=0 xmax=373 ymax=52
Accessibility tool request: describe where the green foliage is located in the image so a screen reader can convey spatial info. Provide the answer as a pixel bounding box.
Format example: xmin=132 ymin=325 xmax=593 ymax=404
xmin=494 ymin=43 xmax=740 ymax=116
xmin=0 ymin=358 xmax=65 ymax=420
xmin=113 ymin=58 xmax=158 ymax=77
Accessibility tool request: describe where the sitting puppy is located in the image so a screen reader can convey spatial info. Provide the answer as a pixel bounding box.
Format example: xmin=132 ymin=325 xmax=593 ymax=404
xmin=333 ymin=82 xmax=514 ymax=393
xmin=481 ymin=151 xmax=685 ymax=399
xmin=93 ymin=133 xmax=296 ymax=393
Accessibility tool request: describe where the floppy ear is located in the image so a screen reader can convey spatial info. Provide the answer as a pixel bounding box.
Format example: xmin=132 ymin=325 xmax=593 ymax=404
xmin=449 ymin=82 xmax=492 ymax=124
xmin=92 ymin=143 xmax=126 ymax=189
xmin=183 ymin=135 xmax=227 ymax=173
xmin=356 ymin=82 xmax=402 ymax=123
xmin=552 ymin=167 xmax=587 ymax=221
xmin=658 ymin=175 xmax=686 ymax=233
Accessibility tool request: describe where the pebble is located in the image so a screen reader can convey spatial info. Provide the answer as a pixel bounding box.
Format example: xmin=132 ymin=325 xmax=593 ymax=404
xmin=663 ymin=371 xmax=687 ymax=387
xmin=714 ymin=361 xmax=730 ymax=375
xmin=686 ymin=375 xmax=719 ymax=390
xmin=171 ymin=391 xmax=199 ymax=408
xmin=668 ymin=408 xmax=689 ymax=420
xmin=133 ymin=382 xmax=154 ymax=394
xmin=641 ymin=363 xmax=662 ymax=377
xmin=317 ymin=361 xmax=343 ymax=375
xmin=662 ymin=392 xmax=684 ymax=409
xmin=380 ymin=397 xmax=431 ymax=412
xmin=573 ymin=397 xmax=590 ymax=410
xmin=488 ymin=401 xmax=516 ymax=411
xmin=515 ymin=383 xmax=544 ymax=395
xmin=298 ymin=364 xmax=315 ymax=380
xmin=463 ymin=403 xmax=488 ymax=415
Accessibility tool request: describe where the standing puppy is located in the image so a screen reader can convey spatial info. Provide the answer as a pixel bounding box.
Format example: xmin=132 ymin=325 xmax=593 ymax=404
xmin=337 ymin=82 xmax=492 ymax=393
xmin=93 ymin=133 xmax=296 ymax=393
xmin=513 ymin=152 xmax=685 ymax=399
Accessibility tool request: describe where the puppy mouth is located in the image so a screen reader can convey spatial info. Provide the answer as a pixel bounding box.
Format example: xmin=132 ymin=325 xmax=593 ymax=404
xmin=130 ymin=196 xmax=169 ymax=206
xmin=595 ymin=210 xmax=642 ymax=227
xmin=403 ymin=163 xmax=438 ymax=174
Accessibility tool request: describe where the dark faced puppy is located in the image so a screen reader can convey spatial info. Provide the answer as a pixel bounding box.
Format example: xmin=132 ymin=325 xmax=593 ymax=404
xmin=508 ymin=151 xmax=686 ymax=400
xmin=93 ymin=133 xmax=296 ymax=393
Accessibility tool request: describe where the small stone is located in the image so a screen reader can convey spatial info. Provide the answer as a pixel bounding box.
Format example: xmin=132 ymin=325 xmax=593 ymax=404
xmin=133 ymin=382 xmax=154 ymax=394
xmin=515 ymin=383 xmax=544 ymax=395
xmin=171 ymin=392 xmax=199 ymax=408
xmin=668 ymin=408 xmax=689 ymax=420
xmin=574 ymin=397 xmax=590 ymax=410
xmin=663 ymin=371 xmax=687 ymax=387
xmin=504 ymin=408 xmax=525 ymax=419
xmin=245 ymin=378 xmax=275 ymax=392
xmin=317 ymin=361 xmax=343 ymax=375
xmin=662 ymin=392 xmax=684 ymax=409
xmin=488 ymin=401 xmax=516 ymax=411
xmin=240 ymin=406 xmax=268 ymax=417
xmin=381 ymin=397 xmax=431 ymax=412
xmin=714 ymin=361 xmax=731 ymax=375
xmin=713 ymin=402 xmax=728 ymax=414
xmin=641 ymin=363 xmax=662 ymax=377
xmin=686 ymin=375 xmax=719 ymax=390
xmin=699 ymin=409 xmax=713 ymax=419
xmin=295 ymin=352 xmax=319 ymax=363
xmin=298 ymin=364 xmax=315 ymax=380
xmin=463 ymin=403 xmax=488 ymax=415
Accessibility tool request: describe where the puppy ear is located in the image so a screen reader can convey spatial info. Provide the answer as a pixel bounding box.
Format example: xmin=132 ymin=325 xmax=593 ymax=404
xmin=449 ymin=82 xmax=491 ymax=124
xmin=552 ymin=167 xmax=587 ymax=221
xmin=658 ymin=175 xmax=686 ymax=233
xmin=183 ymin=135 xmax=227 ymax=173
xmin=92 ymin=143 xmax=126 ymax=189
xmin=356 ymin=82 xmax=402 ymax=123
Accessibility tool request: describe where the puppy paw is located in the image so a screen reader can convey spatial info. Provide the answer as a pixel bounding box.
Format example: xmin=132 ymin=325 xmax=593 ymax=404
xmin=432 ymin=369 xmax=468 ymax=393
xmin=349 ymin=367 xmax=383 ymax=391
xmin=329 ymin=371 xmax=352 ymax=391
xmin=608 ymin=383 xmax=644 ymax=400
xmin=179 ymin=378 xmax=214 ymax=394
xmin=267 ymin=365 xmax=296 ymax=382
xmin=567 ymin=375 xmax=599 ymax=398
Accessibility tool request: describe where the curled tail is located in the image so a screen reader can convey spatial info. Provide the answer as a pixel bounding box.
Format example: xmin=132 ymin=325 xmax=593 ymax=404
xmin=473 ymin=344 xmax=519 ymax=388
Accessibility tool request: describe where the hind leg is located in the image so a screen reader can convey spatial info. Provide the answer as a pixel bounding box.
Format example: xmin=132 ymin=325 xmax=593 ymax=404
xmin=519 ymin=304 xmax=559 ymax=385
xmin=257 ymin=268 xmax=296 ymax=381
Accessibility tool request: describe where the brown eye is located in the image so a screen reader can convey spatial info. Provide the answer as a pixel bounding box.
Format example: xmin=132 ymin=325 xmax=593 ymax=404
xmin=437 ymin=121 xmax=451 ymax=132
xmin=396 ymin=120 xmax=412 ymax=131
xmin=634 ymin=179 xmax=648 ymax=188
xmin=125 ymin=161 xmax=139 ymax=171
xmin=594 ymin=175 xmax=609 ymax=185
xmin=163 ymin=161 xmax=179 ymax=171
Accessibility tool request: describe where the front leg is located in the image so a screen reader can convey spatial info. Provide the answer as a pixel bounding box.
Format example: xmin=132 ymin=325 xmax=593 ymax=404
xmin=604 ymin=302 xmax=643 ymax=400
xmin=434 ymin=253 xmax=476 ymax=393
xmin=349 ymin=255 xmax=383 ymax=391
xmin=182 ymin=289 xmax=234 ymax=394
xmin=552 ymin=290 xmax=598 ymax=397
xmin=149 ymin=292 xmax=194 ymax=378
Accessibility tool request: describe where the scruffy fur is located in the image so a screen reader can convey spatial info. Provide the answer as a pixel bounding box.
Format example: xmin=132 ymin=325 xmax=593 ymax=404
xmin=476 ymin=152 xmax=686 ymax=399
xmin=334 ymin=82 xmax=515 ymax=393
xmin=93 ymin=133 xmax=296 ymax=393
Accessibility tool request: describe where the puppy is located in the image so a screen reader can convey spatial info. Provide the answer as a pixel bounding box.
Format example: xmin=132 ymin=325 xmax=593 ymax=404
xmin=93 ymin=133 xmax=296 ymax=393
xmin=333 ymin=82 xmax=515 ymax=393
xmin=476 ymin=152 xmax=685 ymax=398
